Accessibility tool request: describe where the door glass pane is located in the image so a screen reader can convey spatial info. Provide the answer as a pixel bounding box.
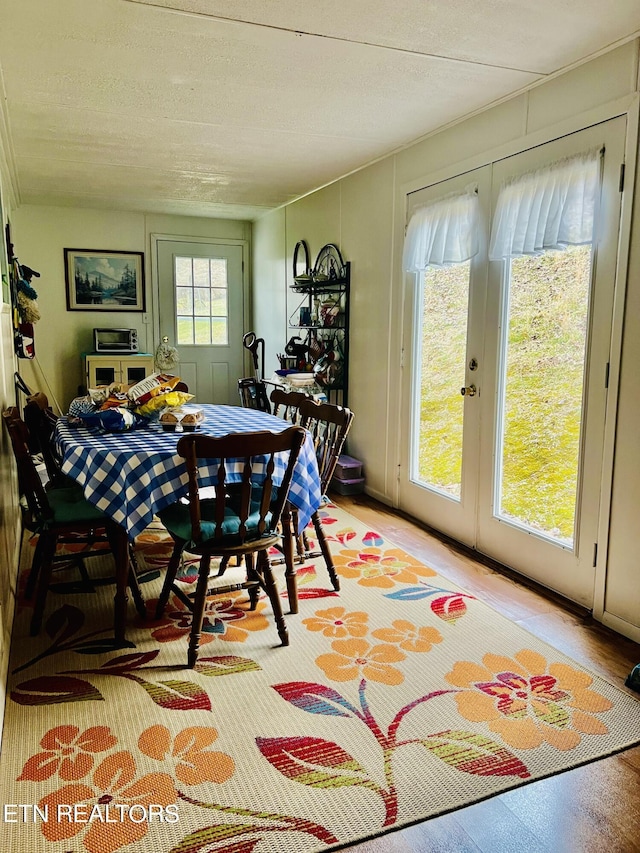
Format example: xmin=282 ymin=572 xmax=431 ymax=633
xmin=194 ymin=318 xmax=211 ymax=344
xmin=175 ymin=256 xmax=229 ymax=345
xmin=412 ymin=261 xmax=471 ymax=499
xmin=176 ymin=287 xmax=193 ymax=315
xmin=194 ymin=288 xmax=211 ymax=315
xmin=177 ymin=316 xmax=193 ymax=344
xmin=175 ymin=256 xmax=193 ymax=286
xmin=496 ymin=244 xmax=591 ymax=546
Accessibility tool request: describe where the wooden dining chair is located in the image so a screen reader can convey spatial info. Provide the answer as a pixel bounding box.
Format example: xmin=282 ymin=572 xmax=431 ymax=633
xmin=281 ymin=398 xmax=354 ymax=613
xmin=269 ymin=388 xmax=311 ymax=423
xmin=2 ymin=407 xmax=143 ymax=640
xmin=155 ymin=426 xmax=306 ymax=667
xmin=24 ymin=392 xmax=69 ymax=488
xmin=238 ymin=378 xmax=271 ymax=413
xmin=269 ymin=387 xmax=313 ymax=565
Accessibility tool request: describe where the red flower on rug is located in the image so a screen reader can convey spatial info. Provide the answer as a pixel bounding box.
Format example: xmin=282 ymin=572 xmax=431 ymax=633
xmin=446 ymin=649 xmax=614 ymax=751
xmin=138 ymin=725 xmax=235 ymax=786
xmin=333 ymin=545 xmax=438 ymax=588
xmin=149 ymin=593 xmax=269 ymax=645
xmin=36 ymin=751 xmax=176 ymax=853
xmin=17 ymin=725 xmax=117 ymax=782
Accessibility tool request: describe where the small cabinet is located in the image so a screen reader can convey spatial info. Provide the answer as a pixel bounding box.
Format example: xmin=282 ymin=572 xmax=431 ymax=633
xmin=84 ymin=353 xmax=155 ymax=388
xmin=288 ymin=242 xmax=350 ymax=404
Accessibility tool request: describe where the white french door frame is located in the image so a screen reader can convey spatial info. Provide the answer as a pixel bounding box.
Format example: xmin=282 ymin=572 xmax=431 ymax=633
xmin=393 ymin=105 xmax=635 ymax=611
xmin=398 ymin=166 xmax=491 ymax=547
xmin=476 ymin=118 xmax=626 ymax=606
xmin=592 ymin=96 xmax=639 ymax=632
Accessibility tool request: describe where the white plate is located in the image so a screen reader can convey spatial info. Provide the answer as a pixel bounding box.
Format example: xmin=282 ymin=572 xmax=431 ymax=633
xmin=287 ymin=373 xmax=315 ymax=387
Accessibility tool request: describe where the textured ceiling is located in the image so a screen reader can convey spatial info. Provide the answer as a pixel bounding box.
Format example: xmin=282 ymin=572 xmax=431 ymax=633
xmin=1 ymin=0 xmax=639 ymax=220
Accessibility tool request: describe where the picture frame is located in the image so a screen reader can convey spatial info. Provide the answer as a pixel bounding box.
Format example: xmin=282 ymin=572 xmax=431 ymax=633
xmin=64 ymin=248 xmax=145 ymax=311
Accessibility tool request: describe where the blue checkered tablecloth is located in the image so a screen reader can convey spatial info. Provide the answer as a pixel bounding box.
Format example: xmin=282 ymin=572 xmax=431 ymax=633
xmin=54 ymin=405 xmax=322 ymax=541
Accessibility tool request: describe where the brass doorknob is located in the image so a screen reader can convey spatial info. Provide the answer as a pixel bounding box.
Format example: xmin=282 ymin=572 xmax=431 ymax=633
xmin=460 ymin=385 xmax=477 ymax=397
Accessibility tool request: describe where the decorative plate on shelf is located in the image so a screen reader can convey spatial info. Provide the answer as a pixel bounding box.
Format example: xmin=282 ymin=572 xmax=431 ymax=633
xmin=312 ymin=243 xmax=346 ymax=283
xmin=293 ymin=239 xmax=312 ymax=284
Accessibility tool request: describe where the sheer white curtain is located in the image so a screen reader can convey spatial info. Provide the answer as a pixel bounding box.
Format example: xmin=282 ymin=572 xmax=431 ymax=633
xmin=403 ymin=186 xmax=479 ymax=271
xmin=489 ymin=150 xmax=601 ymax=259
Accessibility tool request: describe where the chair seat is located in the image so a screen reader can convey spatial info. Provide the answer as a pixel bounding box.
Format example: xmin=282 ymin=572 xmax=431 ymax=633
xmin=159 ymin=499 xmax=273 ymax=545
xmin=45 ymin=485 xmax=107 ymax=526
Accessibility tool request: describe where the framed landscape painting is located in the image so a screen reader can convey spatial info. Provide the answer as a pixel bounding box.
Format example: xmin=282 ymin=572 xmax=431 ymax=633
xmin=65 ymin=249 xmax=145 ymax=311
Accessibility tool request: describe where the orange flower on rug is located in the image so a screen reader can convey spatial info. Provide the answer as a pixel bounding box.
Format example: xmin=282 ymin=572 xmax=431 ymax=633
xmin=446 ymin=649 xmax=613 ymax=751
xmin=18 ymin=729 xmax=178 ymax=853
xmin=333 ymin=543 xmax=438 ymax=589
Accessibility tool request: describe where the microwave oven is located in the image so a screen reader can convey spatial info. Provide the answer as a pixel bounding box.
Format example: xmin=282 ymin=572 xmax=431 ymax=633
xmin=93 ymin=328 xmax=139 ymax=354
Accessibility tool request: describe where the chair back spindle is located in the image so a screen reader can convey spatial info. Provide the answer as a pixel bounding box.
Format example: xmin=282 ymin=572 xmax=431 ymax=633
xmin=269 ymin=388 xmax=310 ymax=424
xmin=300 ymin=399 xmax=354 ymax=494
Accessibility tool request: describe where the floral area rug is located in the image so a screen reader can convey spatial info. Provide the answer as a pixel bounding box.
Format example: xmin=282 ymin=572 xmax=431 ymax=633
xmin=1 ymin=503 xmax=639 ymax=853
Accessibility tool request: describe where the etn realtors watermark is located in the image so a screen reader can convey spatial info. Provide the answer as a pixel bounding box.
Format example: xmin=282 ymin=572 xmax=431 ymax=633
xmin=2 ymin=803 xmax=179 ymax=824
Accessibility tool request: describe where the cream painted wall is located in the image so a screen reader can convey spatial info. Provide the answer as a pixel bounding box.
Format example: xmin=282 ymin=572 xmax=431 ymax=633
xmin=11 ymin=206 xmax=250 ymax=410
xmin=251 ymin=206 xmax=286 ymax=374
xmin=252 ymin=172 xmax=396 ymax=500
xmin=339 ymin=159 xmax=395 ymax=500
xmin=252 ymin=40 xmax=640 ymax=639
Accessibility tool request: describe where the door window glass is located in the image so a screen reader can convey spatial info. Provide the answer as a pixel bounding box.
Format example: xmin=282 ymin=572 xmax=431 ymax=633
xmin=413 ymin=261 xmax=471 ymax=499
xmin=496 ymin=244 xmax=592 ymax=545
xmin=175 ymin=256 xmax=229 ymax=345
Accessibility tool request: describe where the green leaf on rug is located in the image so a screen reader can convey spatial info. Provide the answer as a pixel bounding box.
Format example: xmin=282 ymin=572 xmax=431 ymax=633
xmin=169 ymin=822 xmax=259 ymax=853
xmin=421 ymin=729 xmax=530 ymax=778
xmin=195 ymin=656 xmax=261 ymax=676
xmin=11 ymin=675 xmax=103 ymax=705
xmin=136 ymin=678 xmax=212 ymax=712
xmin=74 ymin=639 xmax=137 ymax=655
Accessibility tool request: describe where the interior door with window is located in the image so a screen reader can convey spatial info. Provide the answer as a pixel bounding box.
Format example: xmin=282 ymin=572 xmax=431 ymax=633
xmin=399 ymin=117 xmax=626 ymax=607
xmin=156 ymin=239 xmax=245 ymax=404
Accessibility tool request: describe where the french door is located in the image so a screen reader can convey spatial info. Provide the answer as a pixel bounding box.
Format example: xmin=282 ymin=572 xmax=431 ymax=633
xmin=156 ymin=239 xmax=246 ymax=404
xmin=399 ymin=117 xmax=626 ymax=607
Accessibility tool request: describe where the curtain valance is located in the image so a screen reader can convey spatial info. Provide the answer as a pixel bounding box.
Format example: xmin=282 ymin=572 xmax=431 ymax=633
xmin=403 ymin=187 xmax=479 ymax=271
xmin=489 ymin=150 xmax=601 ymax=260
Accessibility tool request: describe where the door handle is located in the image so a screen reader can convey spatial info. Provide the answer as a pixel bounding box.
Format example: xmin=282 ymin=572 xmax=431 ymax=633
xmin=460 ymin=385 xmax=477 ymax=397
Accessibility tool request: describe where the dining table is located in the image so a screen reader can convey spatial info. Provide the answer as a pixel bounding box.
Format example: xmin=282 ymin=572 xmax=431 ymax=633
xmin=53 ymin=403 xmax=323 ymax=640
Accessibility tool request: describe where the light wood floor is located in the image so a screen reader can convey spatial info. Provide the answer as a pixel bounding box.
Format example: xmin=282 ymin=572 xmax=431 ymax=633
xmin=332 ymin=492 xmax=640 ymax=853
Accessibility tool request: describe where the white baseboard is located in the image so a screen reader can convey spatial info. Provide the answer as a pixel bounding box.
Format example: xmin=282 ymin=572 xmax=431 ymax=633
xmin=600 ymin=611 xmax=640 ymax=645
xmin=363 ymin=485 xmax=392 ymax=506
